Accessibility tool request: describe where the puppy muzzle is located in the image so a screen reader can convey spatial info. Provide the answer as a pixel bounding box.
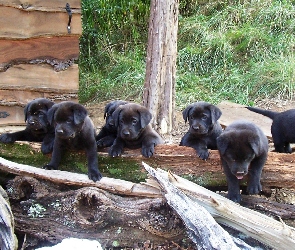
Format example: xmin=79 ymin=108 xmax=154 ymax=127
xmin=56 ymin=129 xmax=75 ymax=139
xmin=189 ymin=125 xmax=208 ymax=135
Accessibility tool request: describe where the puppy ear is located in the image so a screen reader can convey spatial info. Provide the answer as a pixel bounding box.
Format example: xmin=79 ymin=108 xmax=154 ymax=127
xmin=208 ymin=105 xmax=222 ymax=124
xmin=182 ymin=105 xmax=193 ymax=123
xmin=43 ymin=99 xmax=55 ymax=111
xmin=111 ymin=106 xmax=122 ymax=127
xmin=47 ymin=104 xmax=59 ymax=125
xmin=216 ymin=134 xmax=228 ymax=155
xmin=138 ymin=107 xmax=152 ymax=128
xmin=23 ymin=102 xmax=31 ymax=122
xmin=248 ymin=135 xmax=261 ymax=155
xmin=73 ymin=104 xmax=88 ymax=125
xmin=104 ymin=101 xmax=114 ymax=119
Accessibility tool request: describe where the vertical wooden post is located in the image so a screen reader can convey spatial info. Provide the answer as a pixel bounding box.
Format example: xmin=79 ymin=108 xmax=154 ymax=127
xmin=143 ymin=0 xmax=179 ymax=134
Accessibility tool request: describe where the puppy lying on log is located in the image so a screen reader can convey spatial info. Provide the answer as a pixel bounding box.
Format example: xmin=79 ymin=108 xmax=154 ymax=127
xmin=180 ymin=101 xmax=222 ymax=160
xmin=108 ymin=103 xmax=164 ymax=158
xmin=96 ymin=100 xmax=128 ymax=148
xmin=0 ymin=98 xmax=55 ymax=154
xmin=44 ymin=101 xmax=102 ymax=182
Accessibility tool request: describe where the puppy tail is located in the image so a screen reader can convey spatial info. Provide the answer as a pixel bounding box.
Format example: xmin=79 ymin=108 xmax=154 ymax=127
xmin=246 ymin=106 xmax=278 ymax=119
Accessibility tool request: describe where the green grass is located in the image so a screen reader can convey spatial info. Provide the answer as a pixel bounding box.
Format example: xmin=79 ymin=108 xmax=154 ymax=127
xmin=79 ymin=0 xmax=295 ymax=108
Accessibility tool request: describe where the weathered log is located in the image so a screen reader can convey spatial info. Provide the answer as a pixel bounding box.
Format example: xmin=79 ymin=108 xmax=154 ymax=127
xmin=6 ymin=176 xmax=193 ymax=249
xmin=141 ymin=163 xmax=295 ymax=250
xmin=0 ymin=155 xmax=294 ymax=249
xmin=0 ymin=156 xmax=161 ymax=198
xmin=100 ymin=144 xmax=295 ymax=194
xmin=143 ymin=162 xmax=253 ymax=250
xmin=0 ymin=186 xmax=17 ymax=250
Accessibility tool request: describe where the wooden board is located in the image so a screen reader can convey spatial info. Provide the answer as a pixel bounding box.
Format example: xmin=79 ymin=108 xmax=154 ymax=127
xmin=0 ymin=64 xmax=79 ymax=91
xmin=0 ymin=6 xmax=81 ymax=38
xmin=0 ymin=37 xmax=79 ymax=70
xmin=218 ymin=101 xmax=272 ymax=138
xmin=0 ymin=0 xmax=82 ymax=11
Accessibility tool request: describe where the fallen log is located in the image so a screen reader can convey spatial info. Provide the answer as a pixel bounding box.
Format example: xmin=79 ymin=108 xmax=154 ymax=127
xmin=0 ymin=156 xmax=294 ymax=249
xmin=143 ymin=162 xmax=254 ymax=250
xmin=141 ymin=162 xmax=295 ymax=250
xmin=6 ymin=176 xmax=194 ymax=249
xmin=0 ymin=186 xmax=17 ymax=250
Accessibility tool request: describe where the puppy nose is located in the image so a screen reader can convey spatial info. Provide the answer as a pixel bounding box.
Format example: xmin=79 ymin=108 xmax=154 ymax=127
xmin=192 ymin=125 xmax=199 ymax=130
xmin=28 ymin=120 xmax=35 ymax=125
xmin=123 ymin=130 xmax=130 ymax=136
xmin=56 ymin=129 xmax=64 ymax=134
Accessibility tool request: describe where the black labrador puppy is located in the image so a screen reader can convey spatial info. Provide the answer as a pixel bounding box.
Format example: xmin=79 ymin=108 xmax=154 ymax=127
xmin=217 ymin=120 xmax=268 ymax=203
xmin=0 ymin=98 xmax=55 ymax=154
xmin=96 ymin=100 xmax=128 ymax=147
xmin=180 ymin=101 xmax=222 ymax=160
xmin=44 ymin=101 xmax=102 ymax=182
xmin=247 ymin=106 xmax=295 ymax=153
xmin=108 ymin=103 xmax=164 ymax=157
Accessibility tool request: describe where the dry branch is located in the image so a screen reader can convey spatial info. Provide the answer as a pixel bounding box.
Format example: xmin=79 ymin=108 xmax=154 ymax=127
xmin=143 ymin=162 xmax=253 ymax=250
xmin=141 ymin=162 xmax=295 ymax=250
xmin=0 ymin=157 xmax=161 ymax=198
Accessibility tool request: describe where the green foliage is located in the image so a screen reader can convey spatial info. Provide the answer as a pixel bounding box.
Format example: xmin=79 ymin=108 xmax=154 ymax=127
xmin=80 ymin=0 xmax=295 ymax=107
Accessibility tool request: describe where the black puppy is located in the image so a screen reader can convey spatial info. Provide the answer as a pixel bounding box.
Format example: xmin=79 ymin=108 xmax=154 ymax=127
xmin=109 ymin=103 xmax=164 ymax=157
xmin=96 ymin=100 xmax=128 ymax=147
xmin=180 ymin=101 xmax=222 ymax=160
xmin=0 ymin=98 xmax=55 ymax=154
xmin=216 ymin=120 xmax=268 ymax=203
xmin=247 ymin=106 xmax=295 ymax=153
xmin=44 ymin=101 xmax=102 ymax=182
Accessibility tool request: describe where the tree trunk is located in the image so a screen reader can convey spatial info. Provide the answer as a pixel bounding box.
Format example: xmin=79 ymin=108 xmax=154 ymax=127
xmin=143 ymin=0 xmax=179 ymax=134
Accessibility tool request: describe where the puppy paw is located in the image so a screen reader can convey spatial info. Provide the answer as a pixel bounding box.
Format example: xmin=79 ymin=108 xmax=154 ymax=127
xmin=247 ymin=182 xmax=262 ymax=195
xmin=0 ymin=134 xmax=15 ymax=143
xmin=108 ymin=145 xmax=123 ymax=157
xmin=97 ymin=137 xmax=114 ymax=148
xmin=198 ymin=150 xmax=209 ymax=160
xmin=43 ymin=164 xmax=58 ymax=170
xmin=88 ymin=169 xmax=103 ymax=182
xmin=227 ymin=193 xmax=241 ymax=203
xmin=142 ymin=146 xmax=154 ymax=158
xmin=41 ymin=143 xmax=53 ymax=155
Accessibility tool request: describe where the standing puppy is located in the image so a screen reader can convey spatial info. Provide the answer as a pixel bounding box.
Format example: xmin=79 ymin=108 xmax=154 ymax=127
xmin=216 ymin=120 xmax=268 ymax=203
xmin=0 ymin=98 xmax=55 ymax=154
xmin=44 ymin=101 xmax=102 ymax=182
xmin=109 ymin=103 xmax=164 ymax=157
xmin=96 ymin=100 xmax=128 ymax=147
xmin=180 ymin=101 xmax=222 ymax=160
xmin=246 ymin=106 xmax=295 ymax=153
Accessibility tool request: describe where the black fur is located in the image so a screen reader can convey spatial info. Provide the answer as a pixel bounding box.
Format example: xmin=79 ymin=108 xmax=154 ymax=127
xmin=246 ymin=106 xmax=295 ymax=153
xmin=0 ymin=98 xmax=55 ymax=154
xmin=44 ymin=101 xmax=102 ymax=182
xmin=96 ymin=100 xmax=128 ymax=147
xmin=180 ymin=101 xmax=223 ymax=160
xmin=217 ymin=120 xmax=268 ymax=203
xmin=108 ymin=103 xmax=164 ymax=157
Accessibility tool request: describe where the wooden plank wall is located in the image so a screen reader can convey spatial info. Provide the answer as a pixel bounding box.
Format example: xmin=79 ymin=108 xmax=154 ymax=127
xmin=0 ymin=0 xmax=81 ymax=125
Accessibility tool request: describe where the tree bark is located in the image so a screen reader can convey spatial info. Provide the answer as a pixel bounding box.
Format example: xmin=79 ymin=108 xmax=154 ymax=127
xmin=143 ymin=0 xmax=179 ymax=134
xmin=7 ymin=176 xmax=193 ymax=249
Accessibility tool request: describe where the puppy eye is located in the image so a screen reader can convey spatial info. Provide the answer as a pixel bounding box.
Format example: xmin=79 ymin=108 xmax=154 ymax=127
xmin=66 ymin=119 xmax=72 ymax=124
xmin=201 ymin=114 xmax=208 ymax=120
xmin=132 ymin=119 xmax=137 ymax=125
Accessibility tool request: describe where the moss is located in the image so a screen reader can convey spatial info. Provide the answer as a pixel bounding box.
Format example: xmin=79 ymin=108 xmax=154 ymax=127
xmin=0 ymin=143 xmax=147 ymax=183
